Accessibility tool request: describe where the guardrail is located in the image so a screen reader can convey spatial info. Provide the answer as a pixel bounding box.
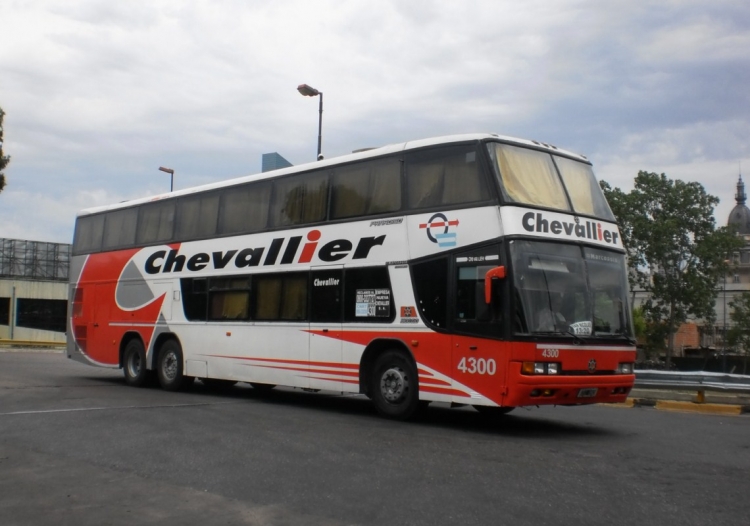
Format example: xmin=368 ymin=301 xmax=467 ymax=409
xmin=0 ymin=339 xmax=65 ymax=348
xmin=635 ymin=370 xmax=750 ymax=403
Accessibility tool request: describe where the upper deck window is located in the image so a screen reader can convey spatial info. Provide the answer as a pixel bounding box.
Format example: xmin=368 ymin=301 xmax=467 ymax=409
xmin=270 ymin=172 xmax=328 ymax=227
xmin=405 ymin=145 xmax=489 ymax=210
xmin=331 ymin=158 xmax=401 ymax=219
xmin=489 ymin=143 xmax=615 ymax=221
xmin=491 ymin=143 xmax=570 ymax=211
xmin=554 ymin=156 xmax=615 ymax=221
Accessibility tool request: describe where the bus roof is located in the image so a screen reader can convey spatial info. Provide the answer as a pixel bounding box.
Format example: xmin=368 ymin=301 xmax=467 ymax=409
xmin=77 ymin=133 xmax=589 ymax=217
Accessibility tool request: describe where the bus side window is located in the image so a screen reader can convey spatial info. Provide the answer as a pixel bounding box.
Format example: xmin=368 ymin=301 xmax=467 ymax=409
xmin=411 ymin=257 xmax=448 ymax=328
xmin=181 ymin=278 xmax=208 ymax=321
xmin=102 ymin=208 xmax=138 ymax=250
xmin=344 ymin=267 xmax=393 ymax=323
xmin=176 ymin=193 xmax=219 ymax=241
xmin=331 ymin=158 xmax=401 ymax=220
xmin=405 ymin=145 xmax=488 ymax=211
xmin=208 ymin=277 xmax=250 ymax=321
xmin=219 ymin=182 xmax=271 ymax=235
xmin=73 ymin=214 xmax=105 ymax=255
xmin=455 ymin=264 xmax=503 ymax=327
xmin=253 ymin=273 xmax=308 ymax=321
xmin=311 ymin=269 xmax=343 ymax=323
xmin=137 ymin=201 xmax=175 ymax=245
xmin=270 ymin=172 xmax=329 ymax=227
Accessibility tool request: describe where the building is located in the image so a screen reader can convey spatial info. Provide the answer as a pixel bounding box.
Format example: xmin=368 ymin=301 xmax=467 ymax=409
xmin=261 ymin=152 xmax=293 ymax=173
xmin=0 ymin=238 xmax=70 ymax=344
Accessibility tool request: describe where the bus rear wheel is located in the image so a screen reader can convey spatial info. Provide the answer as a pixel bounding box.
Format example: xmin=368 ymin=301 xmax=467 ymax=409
xmin=370 ymin=350 xmax=419 ymax=420
xmin=123 ymin=339 xmax=149 ymax=387
xmin=156 ymin=339 xmax=194 ymax=391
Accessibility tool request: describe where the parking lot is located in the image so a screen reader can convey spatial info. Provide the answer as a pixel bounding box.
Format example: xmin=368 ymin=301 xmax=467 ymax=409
xmin=1 ymin=350 xmax=749 ymax=526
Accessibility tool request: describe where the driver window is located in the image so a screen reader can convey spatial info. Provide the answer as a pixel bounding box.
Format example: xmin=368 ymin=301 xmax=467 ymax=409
xmin=453 ymin=254 xmax=505 ymax=338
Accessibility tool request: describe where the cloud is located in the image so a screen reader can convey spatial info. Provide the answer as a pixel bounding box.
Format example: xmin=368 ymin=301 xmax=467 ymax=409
xmin=1 ymin=0 xmax=749 ymax=242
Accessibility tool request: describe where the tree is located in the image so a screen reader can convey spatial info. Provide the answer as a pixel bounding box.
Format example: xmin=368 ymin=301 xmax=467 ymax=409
xmin=601 ymin=171 xmax=741 ymax=367
xmin=0 ymin=106 xmax=9 ymax=193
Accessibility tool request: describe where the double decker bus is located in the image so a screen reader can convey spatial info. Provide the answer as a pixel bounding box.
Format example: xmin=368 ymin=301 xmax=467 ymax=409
xmin=68 ymin=133 xmax=635 ymax=420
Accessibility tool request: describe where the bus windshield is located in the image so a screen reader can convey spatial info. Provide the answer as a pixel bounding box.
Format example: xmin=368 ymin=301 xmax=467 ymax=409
xmin=510 ymin=240 xmax=632 ymax=339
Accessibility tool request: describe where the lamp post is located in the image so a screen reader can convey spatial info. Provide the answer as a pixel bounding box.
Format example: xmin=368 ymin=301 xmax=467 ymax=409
xmin=159 ymin=166 xmax=174 ymax=192
xmin=297 ymin=83 xmax=323 ymax=160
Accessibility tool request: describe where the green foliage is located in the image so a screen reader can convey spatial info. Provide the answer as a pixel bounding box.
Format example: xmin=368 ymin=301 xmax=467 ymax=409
xmin=728 ymin=292 xmax=750 ymax=357
xmin=0 ymin=106 xmax=9 ymax=193
xmin=632 ymin=306 xmax=647 ymax=339
xmin=601 ymin=171 xmax=742 ymax=364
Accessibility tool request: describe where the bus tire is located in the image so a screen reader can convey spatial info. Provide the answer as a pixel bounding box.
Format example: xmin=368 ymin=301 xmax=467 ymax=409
xmin=371 ymin=350 xmax=419 ymax=420
xmin=156 ymin=339 xmax=194 ymax=391
xmin=123 ymin=339 xmax=148 ymax=387
xmin=473 ymin=405 xmax=515 ymax=416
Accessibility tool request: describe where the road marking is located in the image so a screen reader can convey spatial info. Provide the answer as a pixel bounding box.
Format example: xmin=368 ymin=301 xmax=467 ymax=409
xmin=0 ymin=401 xmax=242 ymax=416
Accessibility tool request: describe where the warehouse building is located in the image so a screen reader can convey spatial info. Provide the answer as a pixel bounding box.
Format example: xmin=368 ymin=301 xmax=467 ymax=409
xmin=0 ymin=238 xmax=70 ymax=344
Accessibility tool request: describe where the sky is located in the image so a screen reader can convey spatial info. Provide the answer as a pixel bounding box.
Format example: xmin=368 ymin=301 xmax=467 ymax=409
xmin=1 ymin=0 xmax=749 ymax=244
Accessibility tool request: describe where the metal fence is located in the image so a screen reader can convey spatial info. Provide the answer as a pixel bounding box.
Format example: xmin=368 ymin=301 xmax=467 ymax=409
xmin=0 ymin=238 xmax=70 ymax=281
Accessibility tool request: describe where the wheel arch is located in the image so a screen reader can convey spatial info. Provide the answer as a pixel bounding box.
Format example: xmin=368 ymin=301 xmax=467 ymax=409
xmin=358 ymin=338 xmax=417 ymax=397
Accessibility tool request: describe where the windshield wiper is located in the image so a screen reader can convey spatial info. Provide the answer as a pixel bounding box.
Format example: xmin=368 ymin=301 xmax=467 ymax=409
xmin=535 ymin=330 xmax=585 ymax=345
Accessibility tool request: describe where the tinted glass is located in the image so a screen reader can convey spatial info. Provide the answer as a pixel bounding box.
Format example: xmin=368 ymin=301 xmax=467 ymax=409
xmin=489 ymin=143 xmax=570 ymax=211
xmin=102 ymin=208 xmax=138 ymax=250
xmin=331 ymin=158 xmax=401 ymax=219
xmin=176 ymin=194 xmax=219 ymax=240
xmin=73 ymin=214 xmax=105 ymax=254
xmin=405 ymin=145 xmax=488 ymax=210
xmin=344 ymin=267 xmax=393 ymax=322
xmin=271 ymin=172 xmax=329 ymax=227
xmin=219 ymin=182 xmax=271 ymax=235
xmin=311 ymin=269 xmax=343 ymax=322
xmin=137 ymin=201 xmax=175 ymax=244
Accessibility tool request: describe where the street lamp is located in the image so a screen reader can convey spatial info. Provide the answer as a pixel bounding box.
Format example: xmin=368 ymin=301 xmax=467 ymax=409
xmin=158 ymin=166 xmax=174 ymax=192
xmin=297 ymin=83 xmax=323 ymax=160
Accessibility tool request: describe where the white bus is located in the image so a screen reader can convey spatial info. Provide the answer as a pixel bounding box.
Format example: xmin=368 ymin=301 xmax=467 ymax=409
xmin=68 ymin=133 xmax=635 ymax=419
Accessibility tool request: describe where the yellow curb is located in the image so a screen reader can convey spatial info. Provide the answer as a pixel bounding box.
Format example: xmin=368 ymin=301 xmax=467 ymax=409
xmin=654 ymin=400 xmax=744 ymax=416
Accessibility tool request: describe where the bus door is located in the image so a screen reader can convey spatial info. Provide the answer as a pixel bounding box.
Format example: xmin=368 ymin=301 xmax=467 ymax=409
xmin=309 ymin=266 xmax=344 ymax=391
xmin=451 ymin=255 xmax=508 ymax=406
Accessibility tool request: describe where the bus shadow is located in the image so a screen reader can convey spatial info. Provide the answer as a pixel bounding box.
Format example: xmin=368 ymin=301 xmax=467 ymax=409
xmin=194 ymin=381 xmax=615 ymax=439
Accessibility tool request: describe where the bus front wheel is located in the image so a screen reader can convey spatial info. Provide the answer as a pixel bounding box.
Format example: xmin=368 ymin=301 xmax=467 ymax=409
xmin=156 ymin=340 xmax=194 ymax=391
xmin=370 ymin=350 xmax=419 ymax=420
xmin=123 ymin=339 xmax=148 ymax=387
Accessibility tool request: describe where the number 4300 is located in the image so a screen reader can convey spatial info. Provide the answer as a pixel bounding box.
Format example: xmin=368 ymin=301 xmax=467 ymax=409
xmin=457 ymin=357 xmax=497 ymax=375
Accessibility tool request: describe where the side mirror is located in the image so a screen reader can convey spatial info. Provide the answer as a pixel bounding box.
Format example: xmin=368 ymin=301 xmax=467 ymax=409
xmin=484 ymin=266 xmax=506 ymax=303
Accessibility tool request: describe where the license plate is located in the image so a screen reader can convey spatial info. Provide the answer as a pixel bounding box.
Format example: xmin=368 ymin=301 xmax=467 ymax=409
xmin=577 ymin=388 xmax=598 ymax=398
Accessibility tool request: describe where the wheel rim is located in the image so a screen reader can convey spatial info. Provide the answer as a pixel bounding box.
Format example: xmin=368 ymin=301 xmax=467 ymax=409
xmin=162 ymin=351 xmax=178 ymax=381
xmin=380 ymin=366 xmax=409 ymax=403
xmin=127 ymin=351 xmax=142 ymax=378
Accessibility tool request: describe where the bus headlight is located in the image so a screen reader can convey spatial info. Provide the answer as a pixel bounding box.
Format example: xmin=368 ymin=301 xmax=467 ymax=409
xmin=617 ymin=363 xmax=634 ymax=374
xmin=522 ymin=362 xmax=561 ymax=375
